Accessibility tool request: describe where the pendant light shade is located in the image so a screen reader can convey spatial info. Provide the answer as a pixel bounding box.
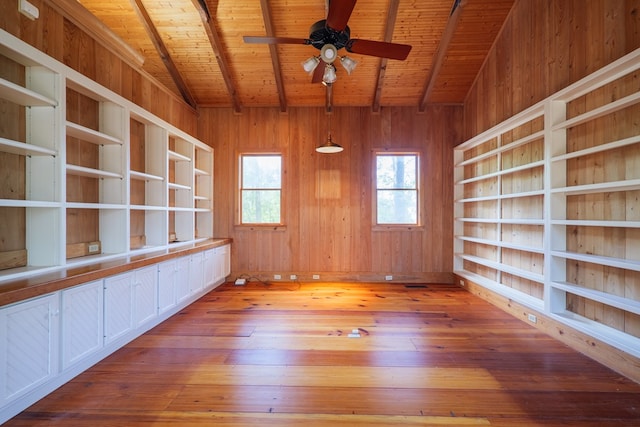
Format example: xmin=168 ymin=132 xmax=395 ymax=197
xmin=316 ymin=133 xmax=343 ymax=153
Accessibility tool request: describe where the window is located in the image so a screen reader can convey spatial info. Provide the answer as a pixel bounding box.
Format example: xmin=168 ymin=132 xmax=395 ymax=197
xmin=375 ymin=152 xmax=419 ymax=225
xmin=239 ymin=154 xmax=282 ymax=224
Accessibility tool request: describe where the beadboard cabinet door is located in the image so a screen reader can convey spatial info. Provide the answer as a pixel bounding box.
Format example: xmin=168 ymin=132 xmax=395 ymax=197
xmin=0 ymin=294 xmax=60 ymax=406
xmin=103 ymin=272 xmax=133 ymax=344
xmin=133 ymin=265 xmax=158 ymax=327
xmin=61 ymin=280 xmax=104 ymax=370
xmin=175 ymin=256 xmax=191 ymax=303
xmin=158 ymin=259 xmax=177 ymax=314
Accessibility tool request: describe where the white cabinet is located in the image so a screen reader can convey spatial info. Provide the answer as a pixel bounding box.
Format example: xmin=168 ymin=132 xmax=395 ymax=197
xmin=103 ymin=272 xmax=133 ymax=344
xmin=158 ymin=259 xmax=177 ymax=314
xmin=0 ymin=294 xmax=59 ymax=406
xmin=133 ymin=265 xmax=158 ymax=327
xmin=61 ymin=280 xmax=104 ymax=370
xmin=175 ymin=256 xmax=191 ymax=303
xmin=189 ymin=251 xmax=204 ymax=295
xmin=204 ymin=249 xmax=215 ymax=288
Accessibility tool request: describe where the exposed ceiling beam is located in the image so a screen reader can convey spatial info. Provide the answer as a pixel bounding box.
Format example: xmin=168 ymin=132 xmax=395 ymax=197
xmin=192 ymin=0 xmax=242 ymax=113
xmin=259 ymin=0 xmax=287 ymax=113
xmin=129 ymin=0 xmax=197 ymax=109
xmin=418 ymin=0 xmax=465 ymax=112
xmin=372 ymin=0 xmax=401 ymax=113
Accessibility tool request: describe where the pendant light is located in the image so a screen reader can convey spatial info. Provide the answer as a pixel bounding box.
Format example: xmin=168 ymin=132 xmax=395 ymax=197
xmin=316 ymin=113 xmax=343 ymax=153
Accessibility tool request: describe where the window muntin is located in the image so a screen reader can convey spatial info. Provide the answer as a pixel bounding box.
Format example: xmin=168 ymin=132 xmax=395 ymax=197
xmin=240 ymin=154 xmax=282 ymax=224
xmin=375 ymin=153 xmax=419 ymax=225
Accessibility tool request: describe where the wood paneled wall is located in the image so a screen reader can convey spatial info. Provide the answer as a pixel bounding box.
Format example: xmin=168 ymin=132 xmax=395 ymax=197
xmin=464 ymin=0 xmax=640 ymax=138
xmin=199 ymin=106 xmax=462 ymax=282
xmin=0 ymin=0 xmax=198 ymax=134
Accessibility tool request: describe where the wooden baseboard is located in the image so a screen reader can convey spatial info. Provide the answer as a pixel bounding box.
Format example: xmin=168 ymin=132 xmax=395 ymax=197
xmin=0 ymin=249 xmax=27 ymax=271
xmin=230 ymin=271 xmax=454 ymax=284
xmin=455 ymin=274 xmax=640 ymax=384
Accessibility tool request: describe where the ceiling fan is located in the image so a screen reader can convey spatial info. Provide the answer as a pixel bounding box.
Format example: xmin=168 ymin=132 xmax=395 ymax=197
xmin=243 ymin=0 xmax=412 ymax=85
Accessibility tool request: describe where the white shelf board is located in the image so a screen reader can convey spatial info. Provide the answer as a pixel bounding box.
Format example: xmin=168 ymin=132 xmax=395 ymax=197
xmin=129 ymin=204 xmax=166 ymax=211
xmin=551 ymin=179 xmax=640 ymax=195
xmin=551 ymin=219 xmax=640 ymax=228
xmin=551 ymin=250 xmax=640 ymax=272
xmin=551 ymin=134 xmax=640 ymax=163
xmin=456 ymin=217 xmax=544 ymax=225
xmin=167 ymin=182 xmax=191 ymax=191
xmin=0 ymin=137 xmax=56 ymax=156
xmin=194 ymin=167 xmax=210 ymax=176
xmin=551 ymin=281 xmax=640 ymax=316
xmin=168 ymin=150 xmax=190 ymax=162
xmin=168 ymin=207 xmax=193 ymax=212
xmin=454 ymin=270 xmax=545 ymax=309
xmin=457 ymin=253 xmax=545 ymax=283
xmin=457 ymin=189 xmax=544 ymax=203
xmin=456 ymin=160 xmax=544 ymax=185
xmin=194 ymin=195 xmax=210 ymax=201
xmin=552 ymin=91 xmax=640 ymax=131
xmin=456 ymin=130 xmax=545 ymax=167
xmin=456 ymin=235 xmax=544 ymax=254
xmin=66 ymin=121 xmax=123 ymax=145
xmin=0 ymin=199 xmax=60 ymax=208
xmin=0 ymin=77 xmax=57 ymax=107
xmin=66 ymin=202 xmax=126 ymax=209
xmin=66 ymin=164 xmax=123 ymax=179
xmin=129 ymin=170 xmax=164 ymax=181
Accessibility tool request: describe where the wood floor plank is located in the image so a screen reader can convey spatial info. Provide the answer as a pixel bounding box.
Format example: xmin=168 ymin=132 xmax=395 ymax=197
xmin=5 ymin=282 xmax=640 ymax=426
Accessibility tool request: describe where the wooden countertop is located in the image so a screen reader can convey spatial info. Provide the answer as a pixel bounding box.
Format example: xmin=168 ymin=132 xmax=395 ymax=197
xmin=0 ymin=238 xmax=232 ymax=307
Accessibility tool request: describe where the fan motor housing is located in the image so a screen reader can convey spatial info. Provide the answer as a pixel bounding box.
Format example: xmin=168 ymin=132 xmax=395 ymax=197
xmin=308 ymin=19 xmax=350 ymax=50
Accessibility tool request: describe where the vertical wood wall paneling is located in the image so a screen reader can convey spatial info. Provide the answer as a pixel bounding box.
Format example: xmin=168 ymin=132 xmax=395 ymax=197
xmin=202 ymin=106 xmax=462 ymax=283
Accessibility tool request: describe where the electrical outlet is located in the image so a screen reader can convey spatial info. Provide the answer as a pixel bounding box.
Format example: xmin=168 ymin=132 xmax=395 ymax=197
xmin=312 ymin=274 xmax=320 ymax=280
xmin=459 ymin=279 xmax=465 ymax=287
xmin=290 ymin=274 xmax=297 ymax=280
xmin=527 ymin=313 xmax=537 ymax=324
xmin=274 ymin=274 xmax=281 ymax=280
xmin=19 ymin=0 xmax=39 ymax=20
xmin=88 ymin=243 xmax=100 ymax=254
xmin=385 ymin=275 xmax=393 ymax=281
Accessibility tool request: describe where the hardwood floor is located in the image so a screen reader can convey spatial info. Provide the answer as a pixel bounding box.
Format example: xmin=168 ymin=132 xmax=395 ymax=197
xmin=5 ymin=282 xmax=640 ymax=426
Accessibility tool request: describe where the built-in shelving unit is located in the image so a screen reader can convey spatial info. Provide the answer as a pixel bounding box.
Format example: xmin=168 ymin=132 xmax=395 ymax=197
xmin=454 ymin=47 xmax=640 ymax=358
xmin=0 ymin=29 xmax=214 ymax=281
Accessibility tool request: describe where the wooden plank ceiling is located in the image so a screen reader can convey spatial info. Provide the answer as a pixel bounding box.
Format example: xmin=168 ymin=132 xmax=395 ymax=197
xmin=73 ymin=0 xmax=515 ymax=112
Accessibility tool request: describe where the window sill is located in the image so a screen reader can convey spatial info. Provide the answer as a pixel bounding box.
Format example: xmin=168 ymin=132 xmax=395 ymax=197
xmin=235 ymin=224 xmax=287 ymax=232
xmin=372 ymin=225 xmax=425 ymax=232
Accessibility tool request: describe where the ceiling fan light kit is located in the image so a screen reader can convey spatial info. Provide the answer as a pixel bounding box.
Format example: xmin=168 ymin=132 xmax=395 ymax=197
xmin=322 ymin=64 xmax=337 ymax=85
xmin=302 ymin=56 xmax=321 ymax=73
xmin=244 ymin=0 xmax=412 ymax=84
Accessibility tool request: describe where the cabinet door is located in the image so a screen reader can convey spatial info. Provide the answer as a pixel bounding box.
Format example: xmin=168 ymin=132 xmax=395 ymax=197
xmin=158 ymin=260 xmax=177 ymax=314
xmin=61 ymin=280 xmax=104 ymax=370
xmin=221 ymin=245 xmax=231 ymax=278
xmin=0 ymin=294 xmax=59 ymax=405
xmin=175 ymin=256 xmax=191 ymax=303
xmin=203 ymin=249 xmax=215 ymax=288
xmin=104 ymin=272 xmax=133 ymax=344
xmin=189 ymin=252 xmax=204 ymax=294
xmin=133 ymin=265 xmax=158 ymax=327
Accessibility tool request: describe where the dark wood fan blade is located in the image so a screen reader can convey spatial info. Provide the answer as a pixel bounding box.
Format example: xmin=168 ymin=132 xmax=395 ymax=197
xmin=326 ymin=0 xmax=357 ymax=32
xmin=346 ymin=39 xmax=412 ymax=60
xmin=243 ymin=36 xmax=309 ymax=45
xmin=311 ymin=62 xmax=325 ymax=83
